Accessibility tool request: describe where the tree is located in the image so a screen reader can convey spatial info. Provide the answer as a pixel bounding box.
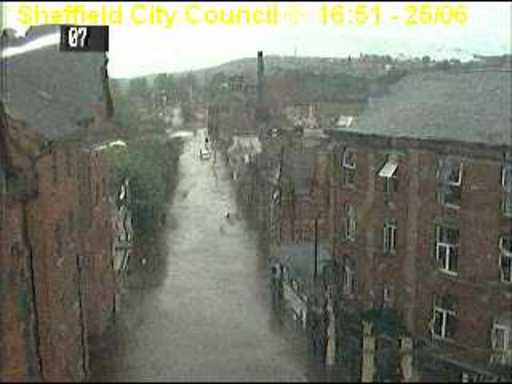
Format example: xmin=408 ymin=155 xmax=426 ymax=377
xmin=106 ymin=138 xmax=183 ymax=239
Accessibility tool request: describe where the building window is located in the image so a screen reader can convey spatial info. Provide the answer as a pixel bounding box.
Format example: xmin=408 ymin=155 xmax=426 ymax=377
xmin=502 ymin=165 xmax=512 ymax=217
xmin=383 ymin=286 xmax=393 ymax=308
xmin=343 ymin=203 xmax=356 ymax=241
xmin=431 ymin=295 xmax=457 ymax=340
xmin=119 ymin=179 xmax=128 ymax=204
xmin=378 ymin=155 xmax=399 ymax=195
xmin=435 ymin=224 xmax=459 ymax=275
xmin=383 ymin=220 xmax=397 ymax=254
xmin=499 ymin=235 xmax=512 ymax=283
xmin=490 ymin=314 xmax=512 ymax=366
xmin=342 ymin=256 xmax=356 ymax=296
xmin=342 ymin=148 xmax=356 ymax=186
xmin=438 ymin=158 xmax=463 ymax=208
xmin=492 ymin=322 xmax=510 ymax=352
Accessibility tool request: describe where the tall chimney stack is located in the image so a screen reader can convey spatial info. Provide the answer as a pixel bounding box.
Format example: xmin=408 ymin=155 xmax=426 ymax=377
xmin=257 ymin=51 xmax=264 ymax=105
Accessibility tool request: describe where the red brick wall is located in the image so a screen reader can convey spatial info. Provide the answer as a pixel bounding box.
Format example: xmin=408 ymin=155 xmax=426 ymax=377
xmin=413 ymin=151 xmax=511 ymax=363
xmin=0 ymin=199 xmax=39 ymax=381
xmin=327 ymin=138 xmax=511 ymax=372
xmin=1 ymin=143 xmax=115 ymax=381
xmin=82 ymin=150 xmax=115 ymax=341
xmin=26 ymin=146 xmax=87 ymax=381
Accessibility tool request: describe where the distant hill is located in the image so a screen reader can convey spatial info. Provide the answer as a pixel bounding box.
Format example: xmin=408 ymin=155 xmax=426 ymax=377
xmin=111 ymin=55 xmax=395 ymax=86
xmin=111 ymin=53 xmax=511 ymax=101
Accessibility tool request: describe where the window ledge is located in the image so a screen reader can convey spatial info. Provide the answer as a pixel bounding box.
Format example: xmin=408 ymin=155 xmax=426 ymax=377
xmin=441 ymin=203 xmax=461 ymax=210
xmin=438 ymin=269 xmax=459 ymax=277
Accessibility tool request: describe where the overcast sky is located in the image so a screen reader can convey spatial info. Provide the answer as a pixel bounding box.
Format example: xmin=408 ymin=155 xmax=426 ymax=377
xmin=3 ymin=1 xmax=511 ymax=78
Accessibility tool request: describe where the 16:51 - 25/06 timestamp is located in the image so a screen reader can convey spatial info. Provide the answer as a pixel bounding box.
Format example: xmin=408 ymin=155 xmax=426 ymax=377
xmin=319 ymin=3 xmax=469 ymax=27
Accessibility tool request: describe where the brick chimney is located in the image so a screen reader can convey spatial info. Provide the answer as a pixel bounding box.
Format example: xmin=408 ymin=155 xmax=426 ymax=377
xmin=257 ymin=51 xmax=264 ymax=105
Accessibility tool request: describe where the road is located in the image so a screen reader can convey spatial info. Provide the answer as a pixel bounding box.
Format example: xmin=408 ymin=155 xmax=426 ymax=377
xmin=89 ymin=129 xmax=315 ymax=381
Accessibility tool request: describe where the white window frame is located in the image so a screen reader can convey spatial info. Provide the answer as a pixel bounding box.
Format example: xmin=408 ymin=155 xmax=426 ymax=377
xmin=502 ymin=166 xmax=512 ymax=217
xmin=342 ymin=149 xmax=356 ymax=186
xmin=343 ymin=263 xmax=355 ymax=296
xmin=383 ymin=286 xmax=393 ymax=307
xmin=342 ymin=149 xmax=356 ymax=170
xmin=384 ymin=172 xmax=398 ymax=195
xmin=447 ymin=164 xmax=463 ymax=186
xmin=344 ymin=204 xmax=356 ymax=241
xmin=438 ymin=159 xmax=463 ymax=208
xmin=383 ymin=222 xmax=397 ymax=253
xmin=491 ymin=323 xmax=510 ymax=352
xmin=503 ymin=193 xmax=512 ymax=217
xmin=440 ymin=159 xmax=463 ymax=187
xmin=432 ymin=305 xmax=456 ymax=339
xmin=436 ymin=225 xmax=459 ymax=275
xmin=379 ymin=156 xmax=399 ymax=195
xmin=499 ymin=236 xmax=512 ymax=283
xmin=502 ymin=166 xmax=512 ymax=191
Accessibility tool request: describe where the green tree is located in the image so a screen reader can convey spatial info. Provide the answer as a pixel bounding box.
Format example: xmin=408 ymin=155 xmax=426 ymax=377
xmin=106 ymin=138 xmax=183 ymax=239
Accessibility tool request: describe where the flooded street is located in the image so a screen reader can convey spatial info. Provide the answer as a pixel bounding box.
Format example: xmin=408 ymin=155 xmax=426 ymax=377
xmin=89 ymin=129 xmax=315 ymax=381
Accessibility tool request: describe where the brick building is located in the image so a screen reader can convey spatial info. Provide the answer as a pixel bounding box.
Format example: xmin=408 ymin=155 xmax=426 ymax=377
xmin=325 ymin=69 xmax=512 ymax=381
xmin=0 ymin=26 xmax=116 ymax=381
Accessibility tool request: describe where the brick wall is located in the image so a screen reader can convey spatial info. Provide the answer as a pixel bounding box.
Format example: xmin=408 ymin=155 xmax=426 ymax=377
xmin=26 ymin=145 xmax=88 ymax=381
xmin=0 ymin=199 xmax=40 ymax=381
xmin=1 ymin=142 xmax=116 ymax=381
xmin=327 ymin=134 xmax=512 ymax=377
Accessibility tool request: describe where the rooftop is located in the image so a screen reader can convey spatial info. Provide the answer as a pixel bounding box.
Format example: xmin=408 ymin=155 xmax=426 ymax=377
xmin=329 ymin=70 xmax=512 ymax=146
xmin=1 ymin=25 xmax=109 ymax=141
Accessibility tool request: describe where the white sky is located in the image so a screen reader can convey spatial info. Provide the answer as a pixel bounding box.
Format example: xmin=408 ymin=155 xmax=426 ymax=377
xmin=3 ymin=1 xmax=511 ymax=78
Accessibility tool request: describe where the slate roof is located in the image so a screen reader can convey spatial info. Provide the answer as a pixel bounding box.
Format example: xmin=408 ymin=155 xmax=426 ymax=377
xmin=1 ymin=25 xmax=108 ymax=140
xmin=333 ymin=70 xmax=512 ymax=146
